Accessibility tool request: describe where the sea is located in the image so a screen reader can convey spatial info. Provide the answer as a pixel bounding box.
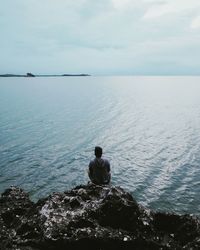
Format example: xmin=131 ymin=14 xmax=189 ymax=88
xmin=0 ymin=76 xmax=200 ymax=215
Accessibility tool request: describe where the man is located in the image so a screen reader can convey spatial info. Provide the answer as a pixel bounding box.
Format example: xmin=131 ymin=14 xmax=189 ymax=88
xmin=88 ymin=146 xmax=111 ymax=185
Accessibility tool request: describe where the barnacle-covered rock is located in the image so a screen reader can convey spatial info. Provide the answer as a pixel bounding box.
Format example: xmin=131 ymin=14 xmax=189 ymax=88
xmin=0 ymin=184 xmax=199 ymax=249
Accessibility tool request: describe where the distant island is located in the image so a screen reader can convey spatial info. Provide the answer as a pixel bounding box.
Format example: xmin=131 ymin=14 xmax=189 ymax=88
xmin=62 ymin=74 xmax=90 ymax=77
xmin=0 ymin=73 xmax=90 ymax=77
xmin=0 ymin=73 xmax=35 ymax=77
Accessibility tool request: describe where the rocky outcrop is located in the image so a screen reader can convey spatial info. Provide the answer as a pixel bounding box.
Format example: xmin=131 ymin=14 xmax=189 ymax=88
xmin=0 ymin=185 xmax=199 ymax=250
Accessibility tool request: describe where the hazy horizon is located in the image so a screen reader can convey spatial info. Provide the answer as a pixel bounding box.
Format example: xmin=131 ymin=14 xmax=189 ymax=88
xmin=1 ymin=0 xmax=200 ymax=75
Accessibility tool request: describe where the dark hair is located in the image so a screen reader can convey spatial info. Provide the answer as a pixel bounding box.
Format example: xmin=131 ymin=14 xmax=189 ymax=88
xmin=95 ymin=146 xmax=102 ymax=158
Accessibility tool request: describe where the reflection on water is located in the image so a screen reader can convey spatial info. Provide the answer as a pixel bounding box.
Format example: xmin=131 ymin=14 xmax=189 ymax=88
xmin=0 ymin=76 xmax=200 ymax=215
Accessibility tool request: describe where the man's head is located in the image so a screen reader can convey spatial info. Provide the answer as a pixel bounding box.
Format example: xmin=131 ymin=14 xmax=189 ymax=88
xmin=95 ymin=146 xmax=102 ymax=158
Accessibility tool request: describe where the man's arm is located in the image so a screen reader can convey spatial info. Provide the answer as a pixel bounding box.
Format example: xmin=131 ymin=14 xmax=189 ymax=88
xmin=105 ymin=160 xmax=111 ymax=183
xmin=106 ymin=160 xmax=110 ymax=172
xmin=88 ymin=161 xmax=93 ymax=181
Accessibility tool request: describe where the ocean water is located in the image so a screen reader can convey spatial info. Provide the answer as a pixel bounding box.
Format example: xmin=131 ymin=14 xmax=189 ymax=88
xmin=0 ymin=76 xmax=200 ymax=215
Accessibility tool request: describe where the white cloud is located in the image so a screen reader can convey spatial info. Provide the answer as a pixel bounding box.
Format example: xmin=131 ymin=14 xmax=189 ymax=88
xmin=0 ymin=0 xmax=200 ymax=74
xmin=191 ymin=16 xmax=200 ymax=29
xmin=143 ymin=0 xmax=200 ymax=19
xmin=111 ymin=0 xmax=132 ymax=9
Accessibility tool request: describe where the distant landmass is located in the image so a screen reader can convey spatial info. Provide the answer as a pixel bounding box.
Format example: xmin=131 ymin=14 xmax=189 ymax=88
xmin=62 ymin=74 xmax=90 ymax=77
xmin=0 ymin=73 xmax=90 ymax=77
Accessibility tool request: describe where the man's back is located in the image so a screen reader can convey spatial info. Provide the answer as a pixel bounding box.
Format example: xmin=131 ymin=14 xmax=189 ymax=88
xmin=88 ymin=157 xmax=111 ymax=185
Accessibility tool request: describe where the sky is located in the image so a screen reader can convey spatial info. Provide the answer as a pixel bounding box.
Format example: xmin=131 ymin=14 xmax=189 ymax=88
xmin=0 ymin=0 xmax=200 ymax=75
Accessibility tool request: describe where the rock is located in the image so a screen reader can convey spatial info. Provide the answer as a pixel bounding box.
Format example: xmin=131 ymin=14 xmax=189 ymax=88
xmin=0 ymin=184 xmax=199 ymax=250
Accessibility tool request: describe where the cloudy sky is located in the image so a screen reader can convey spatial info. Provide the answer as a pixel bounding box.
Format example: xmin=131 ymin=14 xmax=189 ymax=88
xmin=1 ymin=0 xmax=200 ymax=75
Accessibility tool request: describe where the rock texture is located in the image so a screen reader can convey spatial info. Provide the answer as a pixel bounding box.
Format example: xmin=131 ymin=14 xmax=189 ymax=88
xmin=0 ymin=184 xmax=199 ymax=250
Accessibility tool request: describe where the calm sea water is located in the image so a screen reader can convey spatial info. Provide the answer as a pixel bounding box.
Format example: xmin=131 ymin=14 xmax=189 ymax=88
xmin=0 ymin=76 xmax=200 ymax=215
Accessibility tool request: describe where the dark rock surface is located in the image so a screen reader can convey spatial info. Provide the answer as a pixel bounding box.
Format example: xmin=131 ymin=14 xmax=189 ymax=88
xmin=0 ymin=184 xmax=199 ymax=250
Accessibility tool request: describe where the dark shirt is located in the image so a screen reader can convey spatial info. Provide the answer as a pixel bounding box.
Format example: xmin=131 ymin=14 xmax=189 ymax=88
xmin=88 ymin=157 xmax=111 ymax=185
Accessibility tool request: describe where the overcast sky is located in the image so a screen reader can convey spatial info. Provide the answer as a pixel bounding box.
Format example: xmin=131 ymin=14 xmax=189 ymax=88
xmin=1 ymin=0 xmax=200 ymax=75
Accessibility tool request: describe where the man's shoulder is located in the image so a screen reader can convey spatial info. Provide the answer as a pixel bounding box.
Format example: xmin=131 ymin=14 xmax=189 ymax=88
xmin=102 ymin=158 xmax=109 ymax=162
xmin=89 ymin=159 xmax=95 ymax=166
xmin=102 ymin=158 xmax=110 ymax=165
xmin=89 ymin=158 xmax=110 ymax=166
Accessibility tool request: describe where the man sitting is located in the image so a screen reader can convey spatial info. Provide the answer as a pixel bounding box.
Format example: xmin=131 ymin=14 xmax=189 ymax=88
xmin=88 ymin=146 xmax=111 ymax=185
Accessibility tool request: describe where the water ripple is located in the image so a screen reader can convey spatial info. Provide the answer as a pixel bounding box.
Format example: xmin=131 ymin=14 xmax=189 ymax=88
xmin=1 ymin=77 xmax=200 ymax=214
